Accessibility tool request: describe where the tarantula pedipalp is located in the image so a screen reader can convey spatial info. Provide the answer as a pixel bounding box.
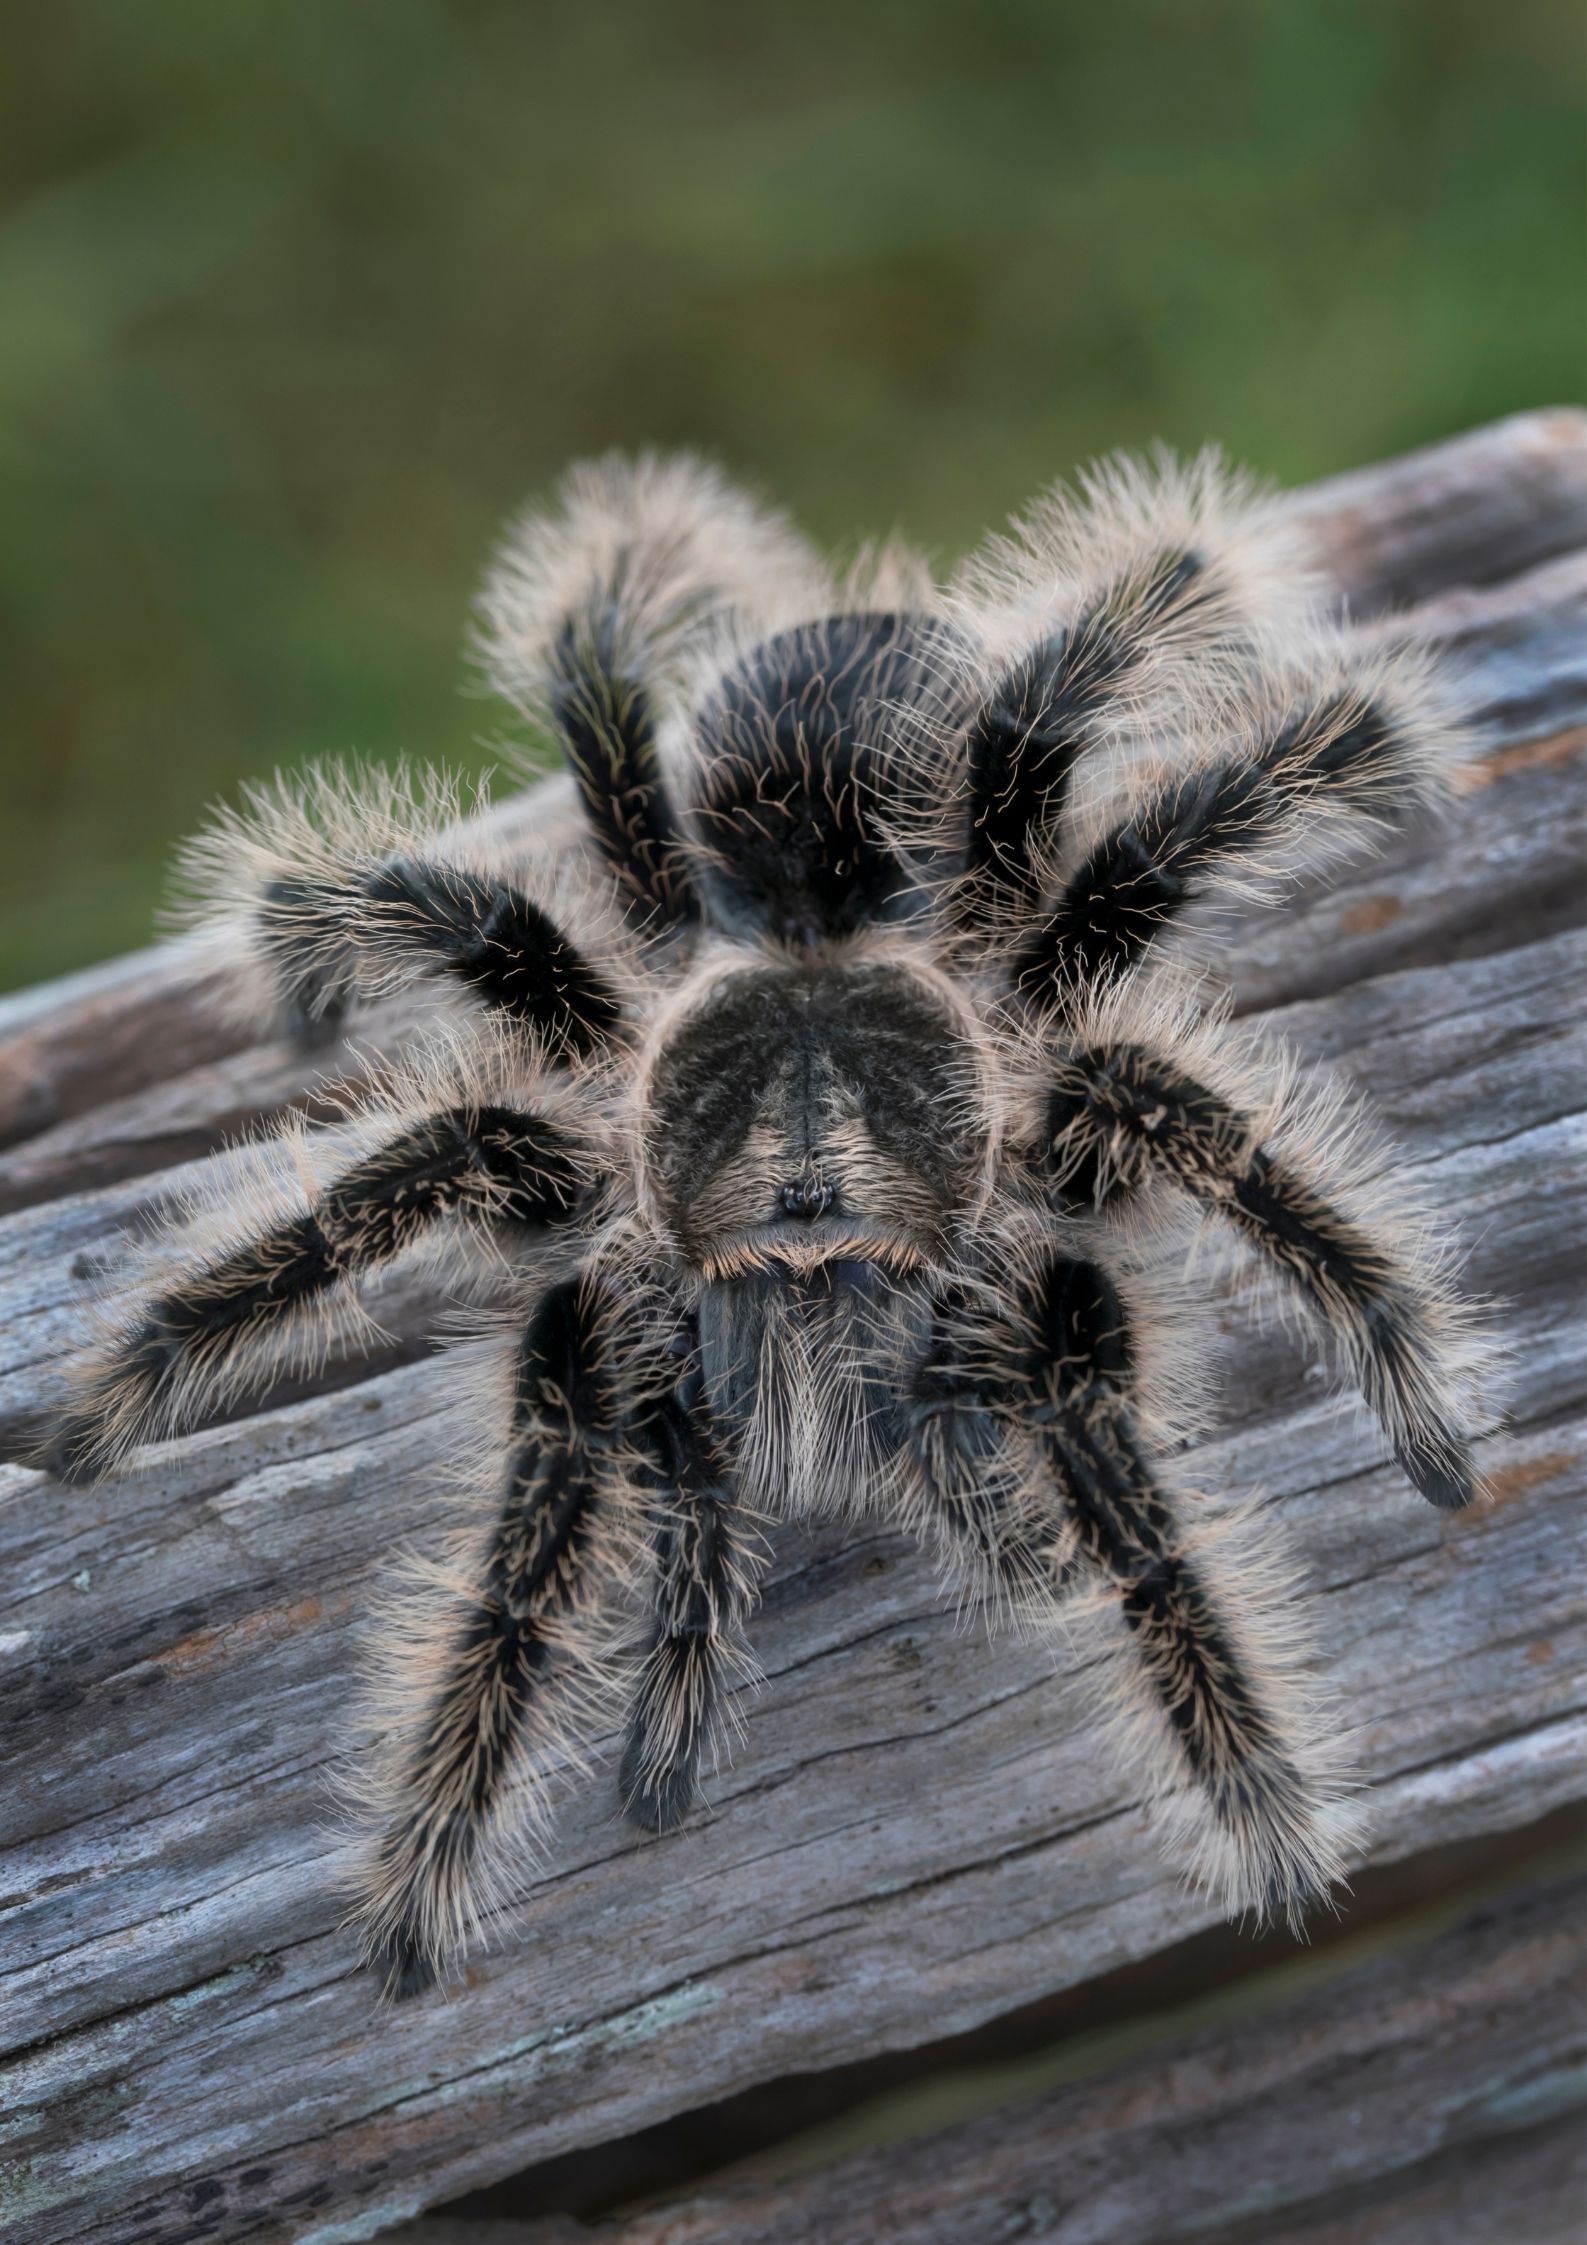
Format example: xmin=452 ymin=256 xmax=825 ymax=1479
xmin=46 ymin=449 xmax=1496 ymax=1997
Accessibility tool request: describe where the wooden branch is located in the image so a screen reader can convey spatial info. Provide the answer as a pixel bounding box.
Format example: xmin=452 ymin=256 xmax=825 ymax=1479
xmin=1 ymin=410 xmax=1583 ymax=2245
xmin=1288 ymin=403 xmax=1587 ymax=614
xmin=388 ymin=1865 xmax=1587 ymax=2245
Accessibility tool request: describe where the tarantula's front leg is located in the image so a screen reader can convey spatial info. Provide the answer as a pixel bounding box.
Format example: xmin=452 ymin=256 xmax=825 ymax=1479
xmin=1043 ymin=1011 xmax=1489 ymax=1509
xmin=620 ymin=1363 xmax=764 ymax=1832
xmin=356 ymin=1275 xmax=642 ymax=1997
xmin=901 ymin=1287 xmax=1067 ymax=1612
xmin=918 ymin=1247 xmax=1350 ymax=1926
xmin=1030 ymin=1253 xmax=1349 ymax=1922
xmin=47 ymin=1082 xmax=589 ymax=1484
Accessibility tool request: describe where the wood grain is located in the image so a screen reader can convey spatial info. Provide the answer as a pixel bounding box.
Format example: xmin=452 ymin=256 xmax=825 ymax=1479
xmin=389 ymin=1865 xmax=1587 ymax=2245
xmin=0 ymin=410 xmax=1583 ymax=2245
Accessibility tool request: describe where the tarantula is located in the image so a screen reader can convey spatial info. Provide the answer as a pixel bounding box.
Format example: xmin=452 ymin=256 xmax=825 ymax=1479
xmin=45 ymin=449 xmax=1494 ymax=1998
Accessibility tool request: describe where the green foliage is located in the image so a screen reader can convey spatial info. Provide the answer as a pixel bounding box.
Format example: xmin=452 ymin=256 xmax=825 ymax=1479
xmin=2 ymin=0 xmax=1581 ymax=989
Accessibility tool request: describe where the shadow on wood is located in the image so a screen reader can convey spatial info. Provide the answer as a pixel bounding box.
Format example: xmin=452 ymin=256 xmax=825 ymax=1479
xmin=396 ymin=1851 xmax=1587 ymax=2244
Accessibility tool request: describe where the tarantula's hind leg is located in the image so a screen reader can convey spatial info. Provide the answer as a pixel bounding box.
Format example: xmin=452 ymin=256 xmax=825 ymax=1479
xmin=353 ymin=1275 xmax=644 ymax=1999
xmin=1044 ymin=997 xmax=1493 ymax=1509
xmin=1013 ymin=639 xmax=1460 ymax=996
xmin=620 ymin=1366 xmax=763 ymax=1832
xmin=946 ymin=449 xmax=1316 ymax=938
xmin=175 ymin=762 xmax=627 ymax=1056
xmin=479 ymin=454 xmax=823 ymax=930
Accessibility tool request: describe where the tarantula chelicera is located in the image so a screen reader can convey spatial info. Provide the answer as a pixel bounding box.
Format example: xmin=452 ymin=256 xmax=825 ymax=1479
xmin=46 ymin=450 xmax=1494 ymax=1997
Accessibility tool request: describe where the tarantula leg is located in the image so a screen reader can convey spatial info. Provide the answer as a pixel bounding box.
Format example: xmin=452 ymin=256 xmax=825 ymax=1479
xmin=1045 ymin=1039 xmax=1483 ymax=1509
xmin=1014 ymin=661 xmax=1450 ymax=994
xmin=546 ymin=605 xmax=699 ymax=930
xmin=946 ymin=446 xmax=1327 ymax=937
xmin=1020 ymin=1252 xmax=1348 ymax=1925
xmin=479 ymin=456 xmax=825 ymax=930
xmin=357 ymin=855 xmax=624 ymax=1053
xmin=254 ymin=869 xmax=356 ymax=1048
xmin=620 ymin=1366 xmax=762 ymax=1832
xmin=358 ymin=1276 xmax=637 ymax=1998
xmin=900 ymin=1291 xmax=1068 ymax=1609
xmin=177 ymin=763 xmax=627 ymax=1052
xmin=47 ymin=1101 xmax=586 ymax=1484
xmin=957 ymin=552 xmax=1212 ymax=932
xmin=268 ymin=850 xmax=623 ymax=1053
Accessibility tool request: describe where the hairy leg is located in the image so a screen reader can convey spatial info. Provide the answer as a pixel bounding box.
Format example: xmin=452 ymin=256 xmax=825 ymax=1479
xmin=355 ymin=1275 xmax=642 ymax=1997
xmin=1012 ymin=644 xmax=1455 ymax=996
xmin=955 ymin=557 xmax=1213 ymax=934
xmin=479 ymin=454 xmax=825 ymax=930
xmin=620 ymin=1363 xmax=764 ymax=1831
xmin=1043 ymin=1011 xmax=1489 ymax=1508
xmin=48 ymin=1079 xmax=588 ymax=1482
xmin=907 ymin=1242 xmax=1352 ymax=1925
xmin=901 ymin=1282 xmax=1068 ymax=1611
xmin=176 ymin=762 xmax=626 ymax=1052
xmin=945 ymin=448 xmax=1319 ymax=936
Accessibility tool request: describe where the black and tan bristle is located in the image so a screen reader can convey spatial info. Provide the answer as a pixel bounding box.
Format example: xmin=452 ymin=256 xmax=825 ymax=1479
xmin=1012 ymin=635 xmax=1464 ymax=1001
xmin=46 ymin=1027 xmax=597 ymax=1485
xmin=620 ymin=1373 xmax=765 ymax=1832
xmin=347 ymin=1274 xmax=653 ymax=1998
xmin=898 ymin=1249 xmax=1075 ymax=1620
xmin=683 ymin=605 xmax=966 ymax=948
xmin=477 ymin=453 xmax=824 ymax=930
xmin=1038 ymin=977 xmax=1500 ymax=1509
xmin=168 ymin=758 xmax=473 ymax=1042
xmin=1000 ymin=1237 xmax=1357 ymax=1926
xmin=895 ymin=446 xmax=1326 ymax=939
xmin=170 ymin=758 xmax=636 ymax=1056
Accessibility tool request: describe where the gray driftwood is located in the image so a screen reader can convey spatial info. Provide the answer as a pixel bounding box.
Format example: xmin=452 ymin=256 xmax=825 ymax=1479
xmin=391 ymin=1864 xmax=1587 ymax=2245
xmin=0 ymin=410 xmax=1584 ymax=2245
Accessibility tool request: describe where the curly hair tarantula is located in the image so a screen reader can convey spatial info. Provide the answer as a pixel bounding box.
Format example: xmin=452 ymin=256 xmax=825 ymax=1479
xmin=45 ymin=449 xmax=1495 ymax=1998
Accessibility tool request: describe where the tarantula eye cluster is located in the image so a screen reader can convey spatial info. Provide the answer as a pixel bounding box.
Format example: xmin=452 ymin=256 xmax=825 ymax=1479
xmin=45 ymin=448 xmax=1494 ymax=1996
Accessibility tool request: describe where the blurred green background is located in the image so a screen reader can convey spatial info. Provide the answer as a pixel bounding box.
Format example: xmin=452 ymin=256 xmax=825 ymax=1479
xmin=3 ymin=0 xmax=1582 ymax=993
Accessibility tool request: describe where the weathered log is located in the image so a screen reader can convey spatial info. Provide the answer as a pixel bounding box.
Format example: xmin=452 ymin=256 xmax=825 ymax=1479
xmin=0 ymin=409 xmax=1583 ymax=2245
xmin=390 ymin=1863 xmax=1587 ymax=2245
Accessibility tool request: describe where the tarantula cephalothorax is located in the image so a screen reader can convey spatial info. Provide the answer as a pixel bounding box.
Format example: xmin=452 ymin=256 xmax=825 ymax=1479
xmin=46 ymin=450 xmax=1496 ymax=1997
